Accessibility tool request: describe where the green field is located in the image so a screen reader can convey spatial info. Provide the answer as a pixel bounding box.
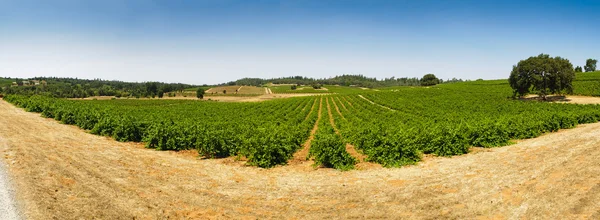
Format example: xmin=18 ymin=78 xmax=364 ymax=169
xmin=573 ymin=71 xmax=600 ymax=96
xmin=0 ymin=78 xmax=16 ymax=87
xmin=5 ymin=73 xmax=600 ymax=170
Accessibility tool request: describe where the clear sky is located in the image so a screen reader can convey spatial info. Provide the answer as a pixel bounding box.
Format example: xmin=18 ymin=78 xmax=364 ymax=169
xmin=1 ymin=0 xmax=598 ymax=85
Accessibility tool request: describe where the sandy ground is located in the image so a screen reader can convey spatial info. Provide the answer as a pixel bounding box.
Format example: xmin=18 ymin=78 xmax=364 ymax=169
xmin=523 ymin=95 xmax=600 ymax=104
xmin=1 ymin=99 xmax=599 ymax=219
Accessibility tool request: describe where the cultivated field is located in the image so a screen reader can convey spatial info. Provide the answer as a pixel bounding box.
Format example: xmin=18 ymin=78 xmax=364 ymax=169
xmin=6 ymin=75 xmax=600 ymax=169
xmin=3 ymin=72 xmax=600 ymax=219
xmin=0 ymin=99 xmax=599 ymax=219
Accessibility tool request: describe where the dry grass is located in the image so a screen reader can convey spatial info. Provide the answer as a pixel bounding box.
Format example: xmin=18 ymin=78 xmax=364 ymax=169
xmin=0 ymin=99 xmax=599 ymax=219
xmin=523 ymin=95 xmax=600 ymax=104
xmin=206 ymin=86 xmax=265 ymax=95
xmin=238 ymin=86 xmax=265 ymax=94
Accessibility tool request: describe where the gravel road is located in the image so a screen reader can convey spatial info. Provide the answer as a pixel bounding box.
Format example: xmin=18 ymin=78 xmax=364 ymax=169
xmin=0 ymin=157 xmax=20 ymax=220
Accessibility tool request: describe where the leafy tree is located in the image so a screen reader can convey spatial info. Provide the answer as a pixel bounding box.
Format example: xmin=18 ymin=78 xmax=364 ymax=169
xmin=145 ymin=82 xmax=158 ymax=96
xmin=223 ymin=90 xmax=227 ymax=94
xmin=312 ymin=83 xmax=322 ymax=89
xmin=196 ymin=88 xmax=205 ymax=99
xmin=157 ymin=89 xmax=164 ymax=98
xmin=575 ymin=66 xmax=583 ymax=72
xmin=585 ymin=59 xmax=597 ymax=72
xmin=420 ymin=74 xmax=439 ymax=86
xmin=509 ymin=54 xmax=575 ymax=99
xmin=291 ymin=85 xmax=297 ymax=90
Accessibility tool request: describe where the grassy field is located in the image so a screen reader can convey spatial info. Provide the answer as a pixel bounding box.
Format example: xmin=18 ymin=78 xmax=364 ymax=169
xmin=0 ymin=78 xmax=16 ymax=88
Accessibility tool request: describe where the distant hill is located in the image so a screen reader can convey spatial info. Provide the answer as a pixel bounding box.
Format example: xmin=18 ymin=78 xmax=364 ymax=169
xmin=231 ymin=74 xmax=464 ymax=88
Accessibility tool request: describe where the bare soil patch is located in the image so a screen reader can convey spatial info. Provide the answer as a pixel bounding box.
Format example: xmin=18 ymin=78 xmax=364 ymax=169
xmin=291 ymin=98 xmax=322 ymax=164
xmin=1 ymin=99 xmax=599 ymax=219
xmin=325 ymin=98 xmax=370 ymax=164
xmin=522 ymin=95 xmax=600 ymax=104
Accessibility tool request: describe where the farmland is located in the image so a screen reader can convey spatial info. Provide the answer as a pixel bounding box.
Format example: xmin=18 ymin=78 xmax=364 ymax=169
xmin=573 ymin=71 xmax=600 ymax=96
xmin=269 ymin=85 xmax=330 ymax=94
xmin=205 ymin=86 xmax=265 ymax=95
xmin=5 ymin=72 xmax=600 ymax=170
xmin=267 ymin=84 xmax=368 ymax=94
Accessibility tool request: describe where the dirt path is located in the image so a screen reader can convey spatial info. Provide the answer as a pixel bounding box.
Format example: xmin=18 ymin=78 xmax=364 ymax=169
xmin=325 ymin=98 xmax=369 ymax=163
xmin=335 ymin=97 xmax=347 ymax=110
xmin=329 ymin=97 xmax=345 ymax=120
xmin=1 ymin=99 xmax=599 ymax=219
xmin=342 ymin=96 xmax=353 ymax=107
xmin=303 ymin=98 xmax=318 ymax=122
xmin=292 ymin=98 xmax=322 ymax=163
xmin=358 ymin=94 xmax=395 ymax=111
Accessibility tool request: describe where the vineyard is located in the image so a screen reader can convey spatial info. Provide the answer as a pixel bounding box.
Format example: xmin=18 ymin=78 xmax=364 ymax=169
xmin=5 ymin=74 xmax=600 ymax=170
xmin=573 ymin=71 xmax=600 ymax=96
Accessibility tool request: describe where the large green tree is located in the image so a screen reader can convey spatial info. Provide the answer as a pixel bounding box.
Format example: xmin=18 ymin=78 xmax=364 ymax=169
xmin=509 ymin=54 xmax=575 ymax=99
xmin=585 ymin=58 xmax=597 ymax=72
xmin=420 ymin=74 xmax=439 ymax=86
xmin=196 ymin=88 xmax=205 ymax=99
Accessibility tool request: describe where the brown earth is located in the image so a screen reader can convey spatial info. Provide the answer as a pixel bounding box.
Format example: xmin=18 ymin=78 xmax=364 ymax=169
xmin=325 ymin=97 xmax=371 ymax=166
xmin=1 ymin=99 xmax=599 ymax=219
xmin=291 ymin=98 xmax=322 ymax=165
xmin=523 ymin=95 xmax=600 ymax=104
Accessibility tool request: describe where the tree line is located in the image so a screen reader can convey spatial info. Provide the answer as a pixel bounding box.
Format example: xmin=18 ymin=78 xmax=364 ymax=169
xmin=231 ymin=74 xmax=463 ymax=88
xmin=0 ymin=77 xmax=196 ymax=98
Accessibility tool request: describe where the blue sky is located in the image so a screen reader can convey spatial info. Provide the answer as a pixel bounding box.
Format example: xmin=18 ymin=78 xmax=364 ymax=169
xmin=1 ymin=0 xmax=598 ymax=85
